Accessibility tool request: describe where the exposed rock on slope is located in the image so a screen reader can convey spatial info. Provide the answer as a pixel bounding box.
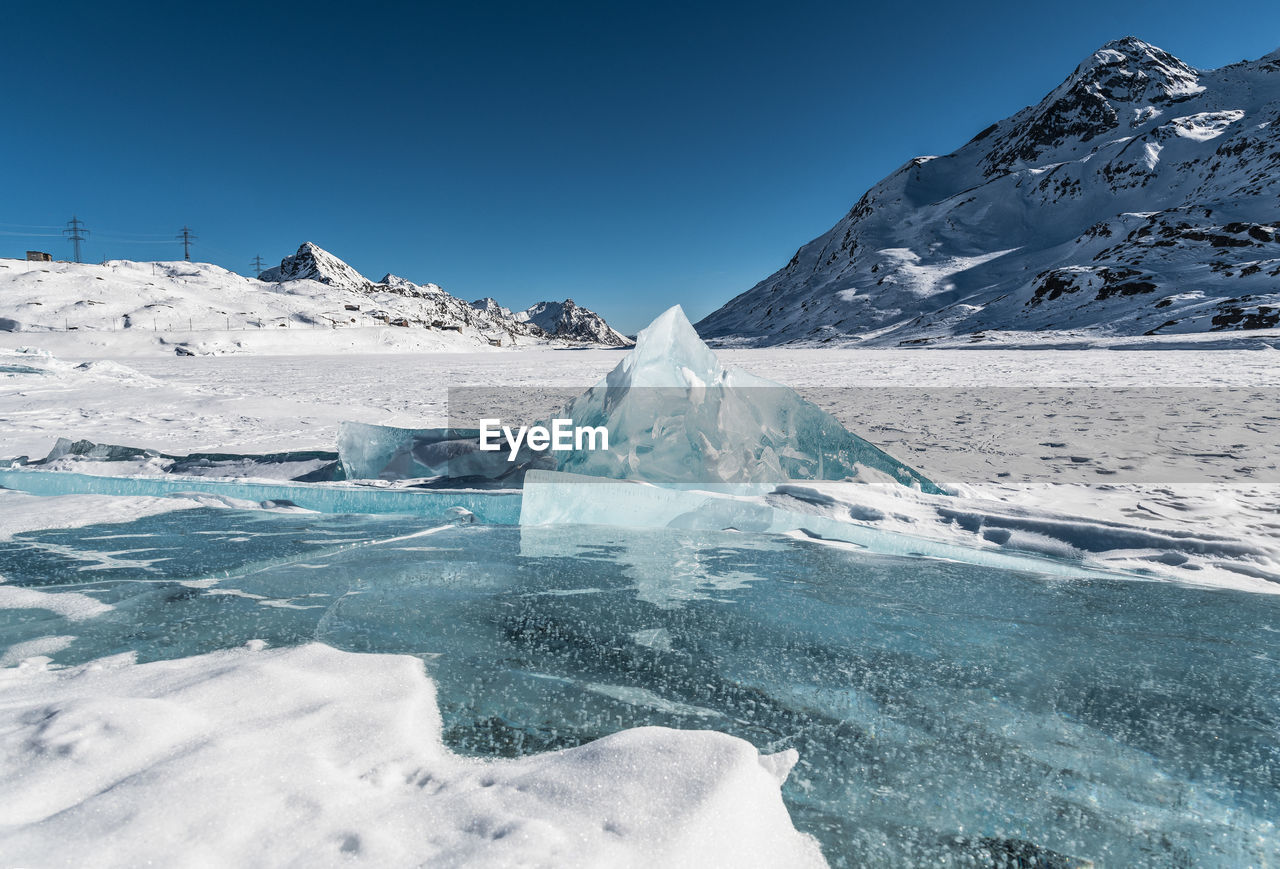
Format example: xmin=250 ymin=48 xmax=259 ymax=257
xmin=517 ymin=299 xmax=633 ymax=346
xmin=258 ymin=241 xmax=372 ymax=291
xmin=696 ymin=38 xmax=1280 ymax=346
xmin=256 ymin=242 xmax=630 ymax=346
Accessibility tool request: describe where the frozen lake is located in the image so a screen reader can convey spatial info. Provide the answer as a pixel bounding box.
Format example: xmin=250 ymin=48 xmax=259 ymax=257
xmin=2 ymin=506 xmax=1276 ymax=866
xmin=2 ymin=333 xmax=1279 ymax=865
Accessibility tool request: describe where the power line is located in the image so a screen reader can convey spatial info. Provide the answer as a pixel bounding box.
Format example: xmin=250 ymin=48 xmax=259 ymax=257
xmin=176 ymin=225 xmax=197 ymax=261
xmin=251 ymin=254 xmax=266 ymax=274
xmin=191 ymin=238 xmax=235 ymax=259
xmin=94 ymin=231 xmax=176 ymax=241
xmin=63 ymin=216 xmax=89 ymax=263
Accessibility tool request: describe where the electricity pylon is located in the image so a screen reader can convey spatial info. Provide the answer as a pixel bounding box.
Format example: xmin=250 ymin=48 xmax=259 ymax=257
xmin=63 ymin=216 xmax=89 ymax=263
xmin=177 ymin=226 xmax=197 ymax=261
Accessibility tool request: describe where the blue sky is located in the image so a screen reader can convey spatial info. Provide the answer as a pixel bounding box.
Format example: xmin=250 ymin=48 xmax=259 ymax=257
xmin=3 ymin=1 xmax=1277 ymax=333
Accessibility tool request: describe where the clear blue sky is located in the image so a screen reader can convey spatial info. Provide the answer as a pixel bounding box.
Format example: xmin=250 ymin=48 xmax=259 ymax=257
xmin=3 ymin=1 xmax=1277 ymax=332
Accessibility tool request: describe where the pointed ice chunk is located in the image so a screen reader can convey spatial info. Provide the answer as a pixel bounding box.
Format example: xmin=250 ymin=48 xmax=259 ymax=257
xmin=602 ymin=304 xmax=724 ymax=388
xmin=554 ymin=306 xmax=943 ymax=493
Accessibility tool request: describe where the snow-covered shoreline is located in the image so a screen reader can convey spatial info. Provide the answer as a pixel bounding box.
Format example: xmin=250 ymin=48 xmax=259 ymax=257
xmin=2 ymin=342 xmax=1277 ymax=592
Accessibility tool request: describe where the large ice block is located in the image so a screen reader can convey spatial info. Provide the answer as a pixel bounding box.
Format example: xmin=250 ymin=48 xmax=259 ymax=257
xmin=336 ymin=307 xmax=938 ymax=492
xmin=553 ymin=306 xmax=943 ymax=493
xmin=337 ymin=421 xmax=552 ymax=484
xmin=0 ymin=468 xmax=522 ymax=524
xmin=36 ymin=438 xmax=341 ymax=482
xmin=519 ymin=470 xmax=1111 ymax=579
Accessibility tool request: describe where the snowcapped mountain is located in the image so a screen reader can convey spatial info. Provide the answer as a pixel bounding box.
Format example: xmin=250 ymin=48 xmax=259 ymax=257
xmin=255 ymin=242 xmax=630 ymax=346
xmin=257 ymin=242 xmax=372 ymax=291
xmin=0 ymin=242 xmax=629 ymax=353
xmin=516 ymin=299 xmax=632 ymax=346
xmin=696 ymin=38 xmax=1280 ymax=346
xmin=470 ymin=297 xmax=514 ymax=319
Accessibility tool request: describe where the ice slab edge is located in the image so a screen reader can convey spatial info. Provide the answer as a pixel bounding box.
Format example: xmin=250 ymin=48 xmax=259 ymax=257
xmin=519 ymin=470 xmax=1122 ymax=580
xmin=0 ymin=469 xmax=521 ymax=524
xmin=338 ymin=421 xmax=550 ymax=484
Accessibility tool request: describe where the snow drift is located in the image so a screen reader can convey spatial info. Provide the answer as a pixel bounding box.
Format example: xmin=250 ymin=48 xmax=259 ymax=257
xmin=0 ymin=642 xmax=824 ymax=867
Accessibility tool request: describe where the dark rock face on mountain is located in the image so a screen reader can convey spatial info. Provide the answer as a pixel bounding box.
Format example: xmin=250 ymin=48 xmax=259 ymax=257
xmin=259 ymin=243 xmax=628 ymax=345
xmin=258 ymin=242 xmax=372 ymax=291
xmin=696 ymin=38 xmax=1280 ymax=345
xmin=518 ymin=299 xmax=633 ymax=346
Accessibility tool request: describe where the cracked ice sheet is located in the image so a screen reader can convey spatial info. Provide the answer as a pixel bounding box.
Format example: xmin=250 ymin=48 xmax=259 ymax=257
xmin=0 ymin=489 xmax=203 ymax=540
xmin=521 ymin=470 xmax=1280 ymax=595
xmin=0 ymin=642 xmax=824 ymax=869
xmin=762 ymin=478 xmax=1280 ymax=595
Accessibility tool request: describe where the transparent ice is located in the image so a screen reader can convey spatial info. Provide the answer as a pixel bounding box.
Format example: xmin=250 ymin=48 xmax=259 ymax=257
xmin=0 ymin=466 xmax=1095 ymax=578
xmin=0 ymin=468 xmax=522 ymax=524
xmin=334 ymin=306 xmax=941 ymax=492
xmin=553 ymin=307 xmax=942 ymax=492
xmin=518 ymin=470 xmax=1107 ymax=579
xmin=0 ymin=508 xmax=1275 ymax=868
xmin=337 ymin=422 xmax=552 ymax=484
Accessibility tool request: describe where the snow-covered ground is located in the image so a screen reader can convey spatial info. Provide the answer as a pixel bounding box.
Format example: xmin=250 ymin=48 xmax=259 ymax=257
xmin=0 ymin=642 xmax=822 ymax=867
xmin=1 ymin=336 xmax=1277 ymax=864
xmin=0 ymin=247 xmax=632 ymax=354
xmin=6 ymin=341 xmax=1276 ymax=449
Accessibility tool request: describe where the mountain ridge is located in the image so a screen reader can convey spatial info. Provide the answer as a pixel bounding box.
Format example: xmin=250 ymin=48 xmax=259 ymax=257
xmin=515 ymin=299 xmax=632 ymax=345
xmin=258 ymin=242 xmax=631 ymax=347
xmin=0 ymin=242 xmax=631 ymax=353
xmin=696 ymin=38 xmax=1280 ymax=346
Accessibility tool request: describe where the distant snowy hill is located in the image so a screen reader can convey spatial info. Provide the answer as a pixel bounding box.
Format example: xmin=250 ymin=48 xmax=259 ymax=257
xmin=697 ymin=38 xmax=1280 ymax=346
xmin=0 ymin=242 xmax=629 ymax=353
xmin=516 ymin=299 xmax=632 ymax=346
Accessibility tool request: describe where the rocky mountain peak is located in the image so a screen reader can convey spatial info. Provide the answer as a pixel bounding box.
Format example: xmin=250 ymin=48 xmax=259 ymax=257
xmin=259 ymin=242 xmax=371 ymax=291
xmin=519 ymin=299 xmax=633 ymax=346
xmin=1074 ymin=37 xmax=1201 ymax=98
xmin=470 ymin=297 xmax=513 ymax=318
xmin=256 ymin=243 xmax=630 ymax=346
xmin=1080 ymin=38 xmax=1198 ymax=85
xmin=695 ymin=39 xmax=1280 ymax=347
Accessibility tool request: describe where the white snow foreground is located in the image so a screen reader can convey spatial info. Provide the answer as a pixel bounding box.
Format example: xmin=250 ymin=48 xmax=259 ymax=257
xmin=0 ymin=643 xmax=825 ymax=868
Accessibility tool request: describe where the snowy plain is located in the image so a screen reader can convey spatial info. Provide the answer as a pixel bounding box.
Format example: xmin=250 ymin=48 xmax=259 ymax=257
xmin=3 ymin=339 xmax=1277 ymax=590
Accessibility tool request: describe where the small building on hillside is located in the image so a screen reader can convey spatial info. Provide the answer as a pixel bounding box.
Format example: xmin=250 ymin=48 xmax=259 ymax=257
xmin=25 ymin=251 xmax=52 ymax=262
